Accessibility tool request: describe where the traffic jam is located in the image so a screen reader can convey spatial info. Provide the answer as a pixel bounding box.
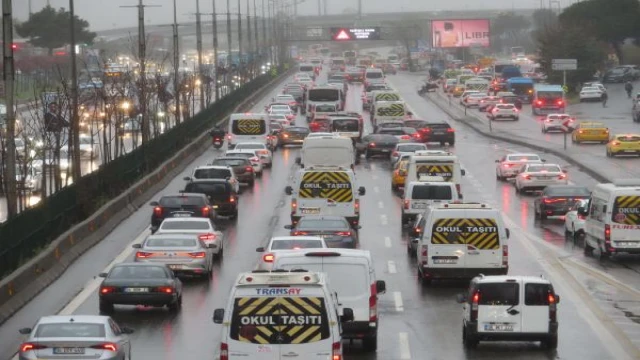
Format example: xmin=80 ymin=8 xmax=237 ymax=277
xmin=11 ymin=46 xmax=640 ymax=360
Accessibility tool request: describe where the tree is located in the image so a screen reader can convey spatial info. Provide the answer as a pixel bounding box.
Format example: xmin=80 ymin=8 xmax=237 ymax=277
xmin=559 ymin=0 xmax=640 ymax=64
xmin=537 ymin=24 xmax=606 ymax=91
xmin=531 ymin=9 xmax=558 ymax=31
xmin=490 ymin=12 xmax=532 ymax=53
xmin=15 ymin=6 xmax=96 ymax=55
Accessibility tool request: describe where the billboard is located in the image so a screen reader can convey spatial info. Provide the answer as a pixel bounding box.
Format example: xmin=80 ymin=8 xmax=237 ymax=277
xmin=431 ymin=19 xmax=490 ymax=48
xmin=330 ymin=27 xmax=381 ymax=41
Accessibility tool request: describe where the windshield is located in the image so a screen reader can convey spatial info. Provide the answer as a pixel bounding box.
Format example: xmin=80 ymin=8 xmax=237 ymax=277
xmin=193 ymin=168 xmax=230 ymax=179
xmin=617 ymin=135 xmax=640 ymax=142
xmin=35 ymin=323 xmax=106 ymax=338
xmin=411 ymin=185 xmax=452 ymax=200
xmin=331 ymin=119 xmax=359 ymax=132
xmin=185 ymin=182 xmax=229 ymax=195
xmin=612 ymin=196 xmax=640 ymax=225
xmin=332 ymin=59 xmax=344 ymax=65
xmin=213 ymin=158 xmax=247 ymax=167
xmin=160 ymin=220 xmax=210 ymax=230
xmin=270 ymin=239 xmax=325 ymax=250
xmin=108 ymin=265 xmax=169 ymax=279
xmin=308 ymin=89 xmax=340 ymax=102
xmin=545 ymin=186 xmax=589 ymax=196
xmin=230 ymin=296 xmax=330 ymax=344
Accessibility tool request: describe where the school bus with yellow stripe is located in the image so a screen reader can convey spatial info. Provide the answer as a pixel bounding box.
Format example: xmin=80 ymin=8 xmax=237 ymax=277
xmin=212 ymin=271 xmax=350 ymax=360
xmin=413 ymin=203 xmax=510 ymax=284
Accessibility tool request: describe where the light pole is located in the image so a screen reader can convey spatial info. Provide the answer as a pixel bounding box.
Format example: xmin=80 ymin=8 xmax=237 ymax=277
xmin=68 ymin=0 xmax=81 ymax=182
xmin=212 ymin=0 xmax=220 ymax=101
xmin=246 ymin=0 xmax=252 ymax=78
xmin=2 ymin=0 xmax=17 ymax=217
xmin=237 ymin=0 xmax=243 ymax=84
xmin=226 ymin=0 xmax=232 ymax=93
xmin=195 ymin=0 xmax=205 ymax=111
xmin=172 ymin=0 xmax=181 ymax=123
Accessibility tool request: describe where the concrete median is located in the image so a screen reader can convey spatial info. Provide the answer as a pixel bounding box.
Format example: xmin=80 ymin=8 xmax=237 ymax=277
xmin=0 ymin=68 xmax=294 ymax=325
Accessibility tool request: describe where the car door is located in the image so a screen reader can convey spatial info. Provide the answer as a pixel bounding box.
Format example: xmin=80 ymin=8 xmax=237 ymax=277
xmin=520 ymin=282 xmax=553 ymax=333
xmin=477 ymin=281 xmax=522 ymax=334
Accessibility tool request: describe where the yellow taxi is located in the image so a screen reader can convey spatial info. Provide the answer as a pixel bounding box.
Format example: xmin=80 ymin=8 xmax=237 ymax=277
xmin=606 ymin=134 xmax=640 ymax=157
xmin=392 ymin=159 xmax=409 ymax=191
xmin=452 ymin=85 xmax=466 ymax=97
xmin=571 ymin=121 xmax=610 ymax=144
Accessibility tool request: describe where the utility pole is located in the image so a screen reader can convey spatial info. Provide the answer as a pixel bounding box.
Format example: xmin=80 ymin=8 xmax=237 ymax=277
xmin=226 ymin=0 xmax=232 ymax=91
xmin=246 ymin=0 xmax=252 ymax=79
xmin=237 ymin=0 xmax=243 ymax=83
xmin=69 ymin=0 xmax=81 ymax=182
xmin=212 ymin=0 xmax=220 ymax=101
xmin=195 ymin=0 xmax=205 ymax=111
xmin=120 ymin=0 xmax=161 ymax=144
xmin=2 ymin=0 xmax=17 ymax=217
xmin=317 ymin=0 xmax=321 ymax=15
xmin=262 ymin=0 xmax=267 ymax=63
xmin=323 ymin=0 xmax=327 ymax=15
xmin=28 ymin=0 xmax=32 ymax=15
xmin=253 ymin=0 xmax=258 ymax=62
xmin=172 ymin=0 xmax=181 ymax=123
xmin=357 ymin=0 xmax=362 ymax=19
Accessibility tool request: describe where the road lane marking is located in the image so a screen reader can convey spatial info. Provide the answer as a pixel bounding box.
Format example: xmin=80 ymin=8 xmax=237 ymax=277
xmin=380 ymin=215 xmax=388 ymax=225
xmin=374 ymin=186 xmax=380 ymax=193
xmin=384 ymin=236 xmax=392 ymax=247
xmin=394 ymin=291 xmax=404 ymax=311
xmin=378 ymin=201 xmax=384 ymax=209
xmin=370 ymin=163 xmax=376 ymax=170
xmin=372 ymin=174 xmax=379 ymax=180
xmin=399 ymin=332 xmax=411 ymax=359
xmin=388 ymin=260 xmax=397 ymax=274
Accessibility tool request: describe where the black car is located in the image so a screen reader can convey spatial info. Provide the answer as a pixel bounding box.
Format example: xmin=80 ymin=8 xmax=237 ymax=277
xmin=285 ymin=215 xmax=359 ymax=248
xmin=279 ymin=126 xmax=310 ymax=146
xmin=149 ymin=193 xmax=216 ymax=232
xmin=358 ymin=134 xmax=399 ymax=158
xmin=184 ymin=179 xmax=238 ymax=218
xmin=405 ymin=120 xmax=455 ymax=146
xmin=98 ymin=263 xmax=183 ymax=313
xmin=210 ymin=157 xmax=255 ymax=185
xmin=603 ymin=68 xmax=632 ymax=83
xmin=534 ymin=185 xmax=591 ymax=220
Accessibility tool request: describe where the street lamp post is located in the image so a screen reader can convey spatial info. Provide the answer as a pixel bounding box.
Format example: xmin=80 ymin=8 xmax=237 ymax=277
xmin=68 ymin=0 xmax=81 ymax=182
xmin=195 ymin=0 xmax=205 ymax=111
xmin=237 ymin=0 xmax=243 ymax=84
xmin=172 ymin=0 xmax=181 ymax=123
xmin=212 ymin=0 xmax=220 ymax=101
xmin=226 ymin=0 xmax=232 ymax=94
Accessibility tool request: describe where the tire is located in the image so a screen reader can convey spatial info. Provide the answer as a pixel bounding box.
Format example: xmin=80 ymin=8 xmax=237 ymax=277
xmin=256 ymin=171 xmax=263 ymax=178
xmin=606 ymin=149 xmax=611 ymax=157
xmin=362 ymin=334 xmax=378 ymax=352
xmin=496 ymin=171 xmax=504 ymax=181
xmin=543 ymin=334 xmax=558 ymax=350
xmin=365 ymin=150 xmax=371 ymax=159
xmin=248 ymin=179 xmax=255 ymax=187
xmin=463 ymin=325 xmax=478 ymax=349
xmin=539 ymin=210 xmax=547 ymax=220
xmin=168 ymin=295 xmax=182 ymax=312
xmin=230 ymin=210 xmax=238 ymax=219
xmin=99 ymin=300 xmax=114 ymax=314
xmin=584 ymin=239 xmax=593 ymax=256
xmin=449 ymin=140 xmax=455 ymax=146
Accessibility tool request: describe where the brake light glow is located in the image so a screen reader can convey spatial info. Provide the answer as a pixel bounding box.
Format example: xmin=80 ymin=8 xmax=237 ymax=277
xmin=220 ymin=342 xmax=229 ymax=360
xmin=21 ymin=343 xmax=47 ymax=352
xmin=291 ymin=199 xmax=297 ymax=215
xmin=100 ymin=286 xmax=116 ymax=294
xmin=198 ymin=233 xmax=217 ymax=241
xmin=91 ymin=343 xmax=118 ymax=351
xmin=135 ymin=251 xmax=152 ymax=258
xmin=400 ymin=135 xmax=411 ymax=140
xmin=392 ymin=151 xmax=399 ymax=157
xmin=543 ymin=198 xmax=566 ymax=203
xmin=605 ymin=224 xmax=611 ymax=251
xmin=612 ymin=141 xmax=620 ymax=146
xmin=355 ymin=199 xmax=360 ymax=215
xmin=502 ymin=245 xmax=509 ymax=267
xmin=404 ymin=199 xmax=409 ymax=210
xmin=293 ymin=231 xmax=308 ymax=236
xmin=336 ymin=231 xmax=352 ymax=236
xmin=548 ymin=292 xmax=557 ymax=322
xmin=536 ymin=100 xmax=543 ymax=106
xmin=447 ymin=128 xmax=455 ymax=133
xmin=369 ymin=283 xmax=378 ymax=322
xmin=245 ymin=166 xmax=253 ymax=172
xmin=558 ymin=174 xmax=567 ymax=180
xmin=332 ymin=342 xmax=342 ymax=360
xmin=250 ymin=157 xmax=260 ymax=162
xmin=188 ymin=252 xmax=206 ymax=258
xmin=263 ymin=253 xmax=275 ymax=262
xmin=557 ymin=100 xmax=564 ymax=106
xmin=201 ymin=206 xmax=210 ymax=217
xmin=524 ymin=175 xmax=532 ymax=180
xmin=153 ymin=206 xmax=163 ymax=217
xmin=230 ymin=196 xmax=236 ymax=203
xmin=369 ymin=142 xmax=376 ymax=147
xmin=471 ymin=291 xmax=480 ymax=321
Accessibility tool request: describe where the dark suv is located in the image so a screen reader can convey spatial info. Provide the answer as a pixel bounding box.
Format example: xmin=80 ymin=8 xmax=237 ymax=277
xmin=210 ymin=157 xmax=255 ymax=186
xmin=405 ymin=120 xmax=455 ymax=146
xmin=285 ymin=215 xmax=359 ymax=248
xmin=149 ymin=193 xmax=216 ymax=232
xmin=184 ymin=179 xmax=239 ymax=218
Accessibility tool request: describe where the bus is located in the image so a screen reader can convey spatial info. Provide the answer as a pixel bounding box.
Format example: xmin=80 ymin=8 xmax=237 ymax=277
xmin=532 ymin=84 xmax=565 ymax=115
xmin=493 ymin=61 xmax=514 ymax=77
xmin=506 ymin=77 xmax=535 ymax=103
xmin=511 ymin=46 xmax=525 ymax=58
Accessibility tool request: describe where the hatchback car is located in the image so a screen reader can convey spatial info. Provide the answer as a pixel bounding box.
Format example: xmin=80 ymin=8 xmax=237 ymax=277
xmin=564 ymin=199 xmax=589 ymax=240
xmin=406 ymin=121 xmax=455 ymax=146
xmin=225 ymin=150 xmax=264 ymax=176
xmin=606 ymin=134 xmax=640 ymax=157
xmin=183 ymin=179 xmax=239 ymax=218
xmin=285 ymin=215 xmax=359 ymax=248
xmin=186 ymin=165 xmax=239 ymax=193
xmin=234 ymin=142 xmax=273 ymax=167
xmin=209 ymin=157 xmax=255 ymax=186
xmin=495 ymin=153 xmax=544 ymax=180
xmin=358 ymin=134 xmax=399 ymax=158
xmin=488 ymin=104 xmax=519 ymax=120
xmin=155 ymin=217 xmax=224 ymax=254
xmin=149 ymin=193 xmax=216 ymax=233
xmin=541 ymin=114 xmax=574 ymax=133
xmin=376 ymin=127 xmax=421 ymax=143
xmin=571 ymin=122 xmax=609 ymax=144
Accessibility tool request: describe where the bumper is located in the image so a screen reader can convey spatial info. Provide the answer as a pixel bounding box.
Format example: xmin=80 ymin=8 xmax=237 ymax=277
xmin=342 ymin=321 xmax=377 ymax=339
xmin=213 ymin=203 xmax=238 ymax=215
xmin=539 ymin=205 xmax=571 ymax=216
xmin=291 ymin=215 xmax=359 ymax=227
xmin=423 ymin=135 xmax=455 ymax=143
xmin=611 ymin=149 xmax=640 ymax=155
xmin=236 ymin=173 xmax=255 ymax=183
xmin=419 ymin=266 xmax=508 ymax=280
xmin=100 ymin=293 xmax=177 ymax=306
xmin=466 ymin=321 xmax=558 ymax=341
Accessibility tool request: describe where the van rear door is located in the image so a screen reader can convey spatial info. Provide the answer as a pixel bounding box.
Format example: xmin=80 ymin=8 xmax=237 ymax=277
xmin=477 ymin=281 xmax=522 ymax=334
xmin=520 ymin=282 xmax=554 ymax=333
xmin=429 ymin=217 xmax=468 ymax=269
xmin=298 ymin=171 xmax=354 ymax=216
xmin=459 ymin=215 xmax=502 ymax=273
xmin=610 ymin=195 xmax=640 ymax=247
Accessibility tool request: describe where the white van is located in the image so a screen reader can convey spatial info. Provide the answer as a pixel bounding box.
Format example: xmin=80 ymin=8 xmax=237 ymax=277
xmin=371 ymin=100 xmax=407 ymax=130
xmin=298 ymin=136 xmax=356 ymax=168
xmin=581 ymin=179 xmax=640 ymax=258
xmin=405 ymin=151 xmax=465 ymax=198
xmin=273 ymin=249 xmax=386 ymax=352
xmin=285 ymin=166 xmax=365 ymax=227
xmin=298 ymin=63 xmax=316 ymax=80
xmin=413 ymin=203 xmax=510 ymax=284
xmin=227 ymin=113 xmax=270 ymax=149
xmin=212 ymin=270 xmax=352 ymax=360
xmin=364 ymin=68 xmax=385 ymax=86
xmin=457 ymin=275 xmax=560 ymax=349
xmin=401 ymin=178 xmax=460 ymax=224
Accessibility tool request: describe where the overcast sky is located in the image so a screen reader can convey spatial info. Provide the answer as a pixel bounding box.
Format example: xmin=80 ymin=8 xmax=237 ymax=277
xmin=16 ymin=0 xmax=579 ymax=31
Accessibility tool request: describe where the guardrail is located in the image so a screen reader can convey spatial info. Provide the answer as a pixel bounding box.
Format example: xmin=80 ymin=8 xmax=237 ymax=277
xmin=0 ymin=65 xmax=294 ymax=324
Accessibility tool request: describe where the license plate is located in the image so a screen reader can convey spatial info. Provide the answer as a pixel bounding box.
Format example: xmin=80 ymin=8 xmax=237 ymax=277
xmin=484 ymin=324 xmax=513 ymax=332
xmin=212 ymin=205 xmax=219 ymax=209
xmin=168 ymin=265 xmax=183 ymax=270
xmin=124 ymin=287 xmax=149 ymax=293
xmin=301 ymin=208 xmax=321 ymax=214
xmin=172 ymin=212 xmax=192 ymax=217
xmin=381 ymin=149 xmax=390 ymax=153
xmin=54 ymin=348 xmax=85 ymax=354
xmin=412 ymin=203 xmax=427 ymax=209
xmin=616 ymin=242 xmax=640 ymax=247
xmin=433 ymin=258 xmax=457 ymax=264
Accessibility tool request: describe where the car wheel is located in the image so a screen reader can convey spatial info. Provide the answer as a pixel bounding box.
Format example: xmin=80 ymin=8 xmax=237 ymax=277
xmin=583 ymin=239 xmax=594 ymax=256
xmin=248 ymin=179 xmax=255 ymax=187
xmin=463 ymin=325 xmax=478 ymax=349
xmin=365 ymin=150 xmax=371 ymax=159
xmin=543 ymin=334 xmax=558 ymax=350
xmin=539 ymin=209 xmax=547 ymax=220
xmin=362 ymin=334 xmax=378 ymax=352
xmin=99 ymin=300 xmax=114 ymax=314
xmin=217 ymin=245 xmax=224 ymax=260
xmin=449 ymin=140 xmax=455 ymax=146
xmin=496 ymin=171 xmax=503 ymax=181
xmin=168 ymin=295 xmax=182 ymax=312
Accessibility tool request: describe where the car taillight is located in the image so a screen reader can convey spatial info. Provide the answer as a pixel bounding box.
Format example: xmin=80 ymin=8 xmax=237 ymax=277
xmin=336 ymin=231 xmax=352 ymax=236
xmin=293 ymin=231 xmax=308 ymax=236
xmin=20 ymin=343 xmax=47 ymax=352
xmin=226 ymin=134 xmax=232 ymax=139
xmin=332 ymin=341 xmax=342 ymax=360
xmin=447 ymin=128 xmax=455 ymax=133
xmin=557 ymin=100 xmax=563 ymax=106
xmin=263 ymin=253 xmax=275 ymax=262
xmin=91 ymin=343 xmax=118 ymax=351
xmin=612 ymin=141 xmax=620 ymax=146
xmin=524 ymin=175 xmax=532 ymax=180
xmin=245 ymin=166 xmax=253 ymax=172
xmin=558 ymin=174 xmax=567 ymax=180
xmin=369 ymin=283 xmax=377 ymax=322
xmin=153 ymin=206 xmax=163 ymax=217
xmin=250 ymin=157 xmax=259 ymax=162
xmin=202 ymin=206 xmax=210 ymax=217
xmin=404 ymin=199 xmax=409 ymax=210
xmin=199 ymin=233 xmax=217 ymax=241
xmin=135 ymin=251 xmax=152 ymax=258
xmin=471 ymin=291 xmax=480 ymax=321
xmin=291 ymin=199 xmax=297 ymax=214
xmin=536 ymin=100 xmax=543 ymax=106
xmin=605 ymin=224 xmax=611 ymax=250
xmin=392 ymin=151 xmax=399 ymax=157
xmin=188 ymin=252 xmax=206 ymax=258
xmin=156 ymin=286 xmax=174 ymax=294
xmin=548 ymin=293 xmax=557 ymax=322
xmin=355 ymin=199 xmax=360 ymax=215
xmin=229 ymin=196 xmax=236 ymax=203
xmin=420 ymin=128 xmax=431 ymax=133
xmin=502 ymin=245 xmax=508 ymax=267
xmin=368 ymin=142 xmax=376 ymax=147
xmin=100 ymin=286 xmax=116 ymax=294
xmin=412 ymin=133 xmax=421 ymax=139
xmin=400 ymin=135 xmax=411 ymax=140
xmin=258 ymin=150 xmax=269 ymax=155
xmin=220 ymin=342 xmax=229 ymax=360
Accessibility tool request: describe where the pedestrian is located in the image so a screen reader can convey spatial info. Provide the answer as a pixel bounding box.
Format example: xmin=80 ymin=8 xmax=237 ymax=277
xmin=601 ymin=91 xmax=608 ymax=107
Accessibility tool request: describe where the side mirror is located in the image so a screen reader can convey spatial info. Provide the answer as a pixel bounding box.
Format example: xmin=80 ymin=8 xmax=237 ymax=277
xmin=284 ymin=224 xmax=293 ymax=230
xmin=132 ymin=244 xmax=142 ymax=249
xmin=505 ymin=228 xmax=510 ymax=239
xmin=121 ymin=327 xmax=135 ymax=334
xmin=358 ymin=186 xmax=366 ymax=196
xmin=407 ymin=111 xmax=413 ymax=116
xmin=285 ymin=186 xmax=293 ymax=195
xmin=555 ymin=295 xmax=560 ymax=304
xmin=256 ymin=247 xmax=265 ymax=252
xmin=213 ymin=308 xmax=225 ymax=324
xmin=18 ymin=328 xmax=32 ymax=335
xmin=456 ymin=293 xmax=467 ymax=304
xmin=341 ymin=308 xmax=354 ymax=322
xmin=98 ymin=272 xmax=108 ymax=278
xmin=149 ymin=201 xmax=159 ymax=206
xmin=461 ymin=169 xmax=466 ymax=176
xmin=183 ymin=176 xmax=191 ymax=181
xmin=295 ymin=157 xmax=301 ymax=165
xmin=376 ymin=280 xmax=386 ymax=294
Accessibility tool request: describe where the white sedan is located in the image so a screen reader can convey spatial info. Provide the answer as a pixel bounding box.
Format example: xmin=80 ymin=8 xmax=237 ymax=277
xmin=565 ymin=199 xmax=589 ymax=240
xmin=488 ymin=104 xmax=519 ymax=120
xmin=579 ymin=86 xmax=603 ymax=102
xmin=255 ymin=236 xmax=327 ymax=270
xmin=541 ymin=114 xmax=574 ymax=133
xmin=155 ymin=217 xmax=224 ymax=257
xmin=478 ymin=96 xmax=500 ymax=111
xmin=514 ymin=163 xmax=568 ymax=194
xmin=495 ymin=153 xmax=544 ymax=180
xmin=234 ymin=142 xmax=273 ymax=168
xmin=391 ymin=142 xmax=428 ymax=164
xmin=463 ymin=93 xmax=486 ymax=107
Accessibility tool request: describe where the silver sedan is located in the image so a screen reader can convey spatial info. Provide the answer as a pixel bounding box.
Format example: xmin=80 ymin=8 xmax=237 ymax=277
xmin=18 ymin=315 xmax=133 ymax=360
xmin=133 ymin=233 xmax=214 ymax=278
xmin=155 ymin=218 xmax=224 ymax=258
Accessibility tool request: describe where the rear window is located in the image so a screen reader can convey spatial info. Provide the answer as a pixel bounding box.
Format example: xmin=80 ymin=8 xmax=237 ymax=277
xmin=227 ymin=153 xmax=253 ymax=159
xmin=159 ymin=196 xmax=205 ymax=206
xmin=496 ymin=104 xmax=514 ymax=109
xmin=397 ymin=144 xmax=426 ymax=152
xmin=478 ymin=283 xmax=519 ymax=306
xmin=230 ymin=296 xmax=330 ymax=344
xmin=427 ymin=123 xmax=451 ymax=130
xmin=380 ymin=129 xmax=404 ymax=136
xmin=212 ymin=158 xmax=248 ymax=167
xmin=544 ymin=186 xmax=590 ymax=196
xmin=270 ymin=239 xmax=325 ymax=250
xmin=366 ymin=71 xmax=383 ymax=79
xmin=300 ymin=65 xmax=314 ymax=72
xmin=109 ymin=265 xmax=168 ymax=279
xmin=160 ymin=220 xmax=210 ymax=230
xmin=145 ymin=237 xmax=198 ymax=247
xmin=331 ymin=119 xmax=359 ymax=132
xmin=232 ymin=119 xmax=267 ymax=135
xmin=185 ymin=182 xmax=229 ymax=194
xmin=612 ymin=196 xmax=640 ymax=225
xmin=193 ymin=168 xmax=231 ymax=179
xmin=527 ymin=165 xmax=561 ymax=173
xmin=35 ymin=323 xmax=106 ymax=338
xmin=617 ymin=135 xmax=640 ymax=142
xmin=411 ymin=185 xmax=453 ymax=200
xmin=580 ymin=123 xmax=605 ymax=129
xmin=525 ymin=283 xmax=553 ymax=306
xmin=507 ymin=155 xmax=540 ymax=161
xmin=297 ymin=219 xmax=349 ymax=230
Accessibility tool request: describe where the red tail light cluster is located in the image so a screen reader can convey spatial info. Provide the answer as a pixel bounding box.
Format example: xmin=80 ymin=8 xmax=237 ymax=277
xmin=155 ymin=286 xmax=174 ymax=294
xmin=100 ymin=286 xmax=116 ymax=294
xmin=502 ymin=245 xmax=509 ymax=267
xmin=336 ymin=231 xmax=352 ymax=236
xmin=188 ymin=252 xmax=206 ymax=258
xmin=471 ymin=291 xmax=480 ymax=321
xmin=21 ymin=343 xmax=47 ymax=352
xmin=369 ymin=283 xmax=377 ymax=322
xmin=548 ymin=292 xmax=557 ymax=322
xmin=199 ymin=233 xmax=217 ymax=241
xmin=220 ymin=342 xmax=229 ymax=360
xmin=135 ymin=251 xmax=152 ymax=258
xmin=153 ymin=206 xmax=163 ymax=217
xmin=404 ymin=199 xmax=410 ymax=210
xmin=293 ymin=231 xmax=308 ymax=236
xmin=91 ymin=343 xmax=118 ymax=351
xmin=604 ymin=224 xmax=612 ymax=251
xmin=201 ymin=206 xmax=210 ymax=217
xmin=332 ymin=342 xmax=342 ymax=360
xmin=263 ymin=253 xmax=275 ymax=262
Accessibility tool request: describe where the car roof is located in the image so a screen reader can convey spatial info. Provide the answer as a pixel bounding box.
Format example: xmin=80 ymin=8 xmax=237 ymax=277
xmin=146 ymin=233 xmax=200 ymax=240
xmin=236 ymin=142 xmax=267 ymax=146
xmin=273 ymin=248 xmax=373 ymax=261
xmin=37 ymin=315 xmax=109 ymax=324
xmin=194 ymin=165 xmax=231 ymax=170
xmin=474 ymin=275 xmax=551 ymax=284
xmin=161 ymin=192 xmax=205 ymax=198
xmin=214 ymin=156 xmax=250 ymax=162
xmin=227 ymin=150 xmax=256 ymax=154
xmin=507 ymin=153 xmax=540 ymax=157
xmin=270 ymin=236 xmax=325 ymax=242
xmin=299 ymin=215 xmax=349 ymax=221
xmin=160 ymin=217 xmax=212 ymax=223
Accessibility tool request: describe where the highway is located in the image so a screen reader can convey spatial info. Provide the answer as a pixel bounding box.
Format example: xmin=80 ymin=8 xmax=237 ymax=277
xmin=2 ymin=67 xmax=640 ymax=360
